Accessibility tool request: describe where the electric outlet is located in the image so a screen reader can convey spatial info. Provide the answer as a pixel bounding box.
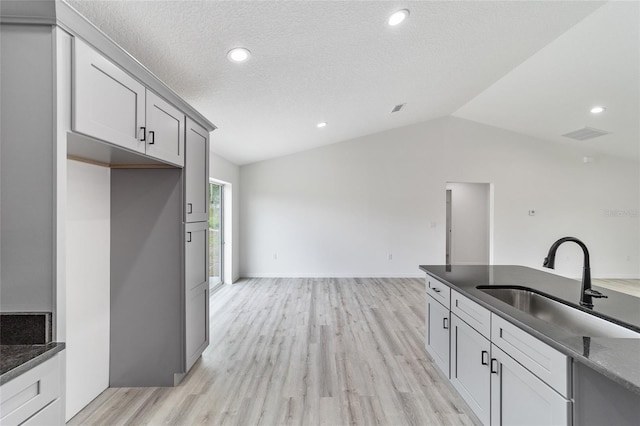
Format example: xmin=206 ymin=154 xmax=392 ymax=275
xmin=388 ymin=254 xmax=393 ymax=261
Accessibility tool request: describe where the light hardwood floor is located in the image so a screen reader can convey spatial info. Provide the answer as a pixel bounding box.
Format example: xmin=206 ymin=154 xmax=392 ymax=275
xmin=593 ymin=279 xmax=640 ymax=298
xmin=69 ymin=278 xmax=480 ymax=425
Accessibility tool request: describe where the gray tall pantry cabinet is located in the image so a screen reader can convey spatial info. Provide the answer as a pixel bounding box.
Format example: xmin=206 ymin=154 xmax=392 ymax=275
xmin=1 ymin=0 xmax=214 ymax=388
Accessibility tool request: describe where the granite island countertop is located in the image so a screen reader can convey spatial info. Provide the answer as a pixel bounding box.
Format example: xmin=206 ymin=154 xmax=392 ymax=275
xmin=0 ymin=343 xmax=65 ymax=385
xmin=419 ymin=265 xmax=640 ymax=395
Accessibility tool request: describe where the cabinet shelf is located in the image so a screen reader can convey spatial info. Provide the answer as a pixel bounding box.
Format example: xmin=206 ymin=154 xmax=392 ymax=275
xmin=67 ymin=131 xmax=178 ymax=168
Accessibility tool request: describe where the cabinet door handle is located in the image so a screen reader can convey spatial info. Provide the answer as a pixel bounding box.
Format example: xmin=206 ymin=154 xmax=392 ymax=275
xmin=139 ymin=126 xmax=146 ymax=141
xmin=148 ymin=130 xmax=155 ymax=144
xmin=432 ymin=287 xmax=441 ymax=293
xmin=481 ymin=350 xmax=489 ymax=365
xmin=187 ymin=203 xmax=193 ymax=214
xmin=187 ymin=232 xmax=192 ymax=242
xmin=443 ymin=317 xmax=449 ymax=330
xmin=490 ymin=358 xmax=499 ymax=374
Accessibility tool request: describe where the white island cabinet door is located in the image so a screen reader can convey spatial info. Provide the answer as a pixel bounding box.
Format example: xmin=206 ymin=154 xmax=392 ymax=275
xmin=426 ymin=294 xmax=450 ymax=377
xmin=146 ymin=91 xmax=185 ymax=166
xmin=73 ymin=38 xmax=146 ymax=153
xmin=185 ymin=221 xmax=209 ymax=371
xmin=450 ymin=314 xmax=491 ymax=425
xmin=490 ymin=344 xmax=570 ymax=426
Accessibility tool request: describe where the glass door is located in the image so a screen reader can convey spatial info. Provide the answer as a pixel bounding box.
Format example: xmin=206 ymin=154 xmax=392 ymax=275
xmin=209 ymin=182 xmax=223 ymax=287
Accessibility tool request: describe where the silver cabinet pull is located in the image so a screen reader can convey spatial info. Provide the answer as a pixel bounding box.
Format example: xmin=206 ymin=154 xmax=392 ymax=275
xmin=148 ymin=130 xmax=155 ymax=144
xmin=481 ymin=350 xmax=489 ymax=365
xmin=491 ymin=358 xmax=499 ymax=374
xmin=139 ymin=126 xmax=146 ymax=141
xmin=443 ymin=317 xmax=449 ymax=329
xmin=187 ymin=232 xmax=192 ymax=242
xmin=187 ymin=203 xmax=193 ymax=214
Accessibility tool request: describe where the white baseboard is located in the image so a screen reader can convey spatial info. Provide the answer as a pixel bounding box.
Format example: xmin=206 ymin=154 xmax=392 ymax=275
xmin=241 ymin=272 xmax=425 ymax=279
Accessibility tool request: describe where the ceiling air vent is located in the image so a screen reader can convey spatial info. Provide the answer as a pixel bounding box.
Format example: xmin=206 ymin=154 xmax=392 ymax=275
xmin=562 ymin=127 xmax=611 ymax=141
xmin=391 ymin=103 xmax=406 ymax=113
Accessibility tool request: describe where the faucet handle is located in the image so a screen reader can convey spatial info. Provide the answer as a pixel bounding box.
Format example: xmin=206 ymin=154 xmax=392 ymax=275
xmin=584 ymin=288 xmax=608 ymax=299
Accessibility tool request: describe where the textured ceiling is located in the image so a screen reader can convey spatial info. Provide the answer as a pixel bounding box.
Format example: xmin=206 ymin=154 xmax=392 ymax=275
xmin=67 ymin=0 xmax=605 ymax=165
xmin=454 ymin=1 xmax=640 ymax=161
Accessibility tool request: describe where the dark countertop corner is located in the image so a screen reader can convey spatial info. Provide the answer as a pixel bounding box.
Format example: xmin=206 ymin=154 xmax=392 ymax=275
xmin=0 ymin=342 xmax=65 ymax=385
xmin=0 ymin=312 xmax=64 ymax=386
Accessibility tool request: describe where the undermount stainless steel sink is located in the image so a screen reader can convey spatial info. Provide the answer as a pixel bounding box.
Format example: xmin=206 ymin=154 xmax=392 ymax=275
xmin=477 ymin=286 xmax=640 ymax=339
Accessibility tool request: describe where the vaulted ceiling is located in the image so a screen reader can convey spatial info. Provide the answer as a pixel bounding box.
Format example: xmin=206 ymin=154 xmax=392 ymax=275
xmin=67 ymin=1 xmax=637 ymax=165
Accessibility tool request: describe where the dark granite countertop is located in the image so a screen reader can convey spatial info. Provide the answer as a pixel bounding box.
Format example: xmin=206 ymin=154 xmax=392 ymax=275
xmin=0 ymin=343 xmax=65 ymax=385
xmin=419 ymin=265 xmax=640 ymax=395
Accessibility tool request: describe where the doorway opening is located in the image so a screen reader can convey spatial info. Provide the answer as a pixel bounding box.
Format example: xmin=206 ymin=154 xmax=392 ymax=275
xmin=209 ymin=182 xmax=223 ymax=290
xmin=445 ymin=182 xmax=493 ymax=265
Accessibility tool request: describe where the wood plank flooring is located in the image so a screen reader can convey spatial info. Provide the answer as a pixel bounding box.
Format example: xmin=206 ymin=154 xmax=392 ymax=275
xmin=69 ymin=278 xmax=479 ymax=425
xmin=593 ymin=279 xmax=640 ymax=298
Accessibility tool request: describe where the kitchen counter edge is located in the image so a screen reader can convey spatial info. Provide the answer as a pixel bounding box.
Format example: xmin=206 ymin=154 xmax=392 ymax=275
xmin=0 ymin=343 xmax=65 ymax=386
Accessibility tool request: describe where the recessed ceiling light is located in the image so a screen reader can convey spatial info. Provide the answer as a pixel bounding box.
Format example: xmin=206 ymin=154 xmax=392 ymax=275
xmin=590 ymin=106 xmax=606 ymax=114
xmin=388 ymin=9 xmax=409 ymax=26
xmin=317 ymin=122 xmax=327 ymax=128
xmin=227 ymin=47 xmax=251 ymax=63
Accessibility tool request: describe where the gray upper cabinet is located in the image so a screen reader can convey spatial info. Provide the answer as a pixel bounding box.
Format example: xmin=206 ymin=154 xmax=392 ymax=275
xmin=185 ymin=119 xmax=210 ymax=223
xmin=146 ymin=91 xmax=185 ymax=166
xmin=74 ymin=38 xmax=185 ymax=167
xmin=74 ymin=37 xmax=146 ymax=154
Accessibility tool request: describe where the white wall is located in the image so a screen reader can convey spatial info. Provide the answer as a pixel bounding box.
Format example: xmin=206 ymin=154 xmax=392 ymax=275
xmin=447 ymin=182 xmax=490 ymax=265
xmin=65 ymin=160 xmax=110 ymax=420
xmin=240 ymin=116 xmax=640 ymax=278
xmin=210 ymin=152 xmax=241 ymax=282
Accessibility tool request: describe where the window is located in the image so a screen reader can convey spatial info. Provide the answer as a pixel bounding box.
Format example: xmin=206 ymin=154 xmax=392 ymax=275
xmin=209 ymin=182 xmax=223 ymax=286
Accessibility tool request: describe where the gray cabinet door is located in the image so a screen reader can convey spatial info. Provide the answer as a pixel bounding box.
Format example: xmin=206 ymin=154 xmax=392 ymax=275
xmin=450 ymin=314 xmax=491 ymax=425
xmin=185 ymin=119 xmax=209 ymax=223
xmin=146 ymin=91 xmax=185 ymax=166
xmin=490 ymin=344 xmax=570 ymax=426
xmin=74 ymin=38 xmax=145 ymax=153
xmin=185 ymin=221 xmax=209 ymax=371
xmin=426 ymin=294 xmax=450 ymax=377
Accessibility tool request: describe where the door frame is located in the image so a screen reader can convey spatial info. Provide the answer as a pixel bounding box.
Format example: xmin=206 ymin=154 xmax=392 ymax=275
xmin=209 ymin=180 xmax=224 ymax=286
xmin=445 ymin=182 xmax=494 ymax=265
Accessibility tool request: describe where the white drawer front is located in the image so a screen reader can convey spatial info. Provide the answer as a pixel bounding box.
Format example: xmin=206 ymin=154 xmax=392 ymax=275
xmin=0 ymin=355 xmax=61 ymax=426
xmin=426 ymin=276 xmax=451 ymax=309
xmin=492 ymin=314 xmax=570 ymax=397
xmin=452 ymin=290 xmax=491 ymax=339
